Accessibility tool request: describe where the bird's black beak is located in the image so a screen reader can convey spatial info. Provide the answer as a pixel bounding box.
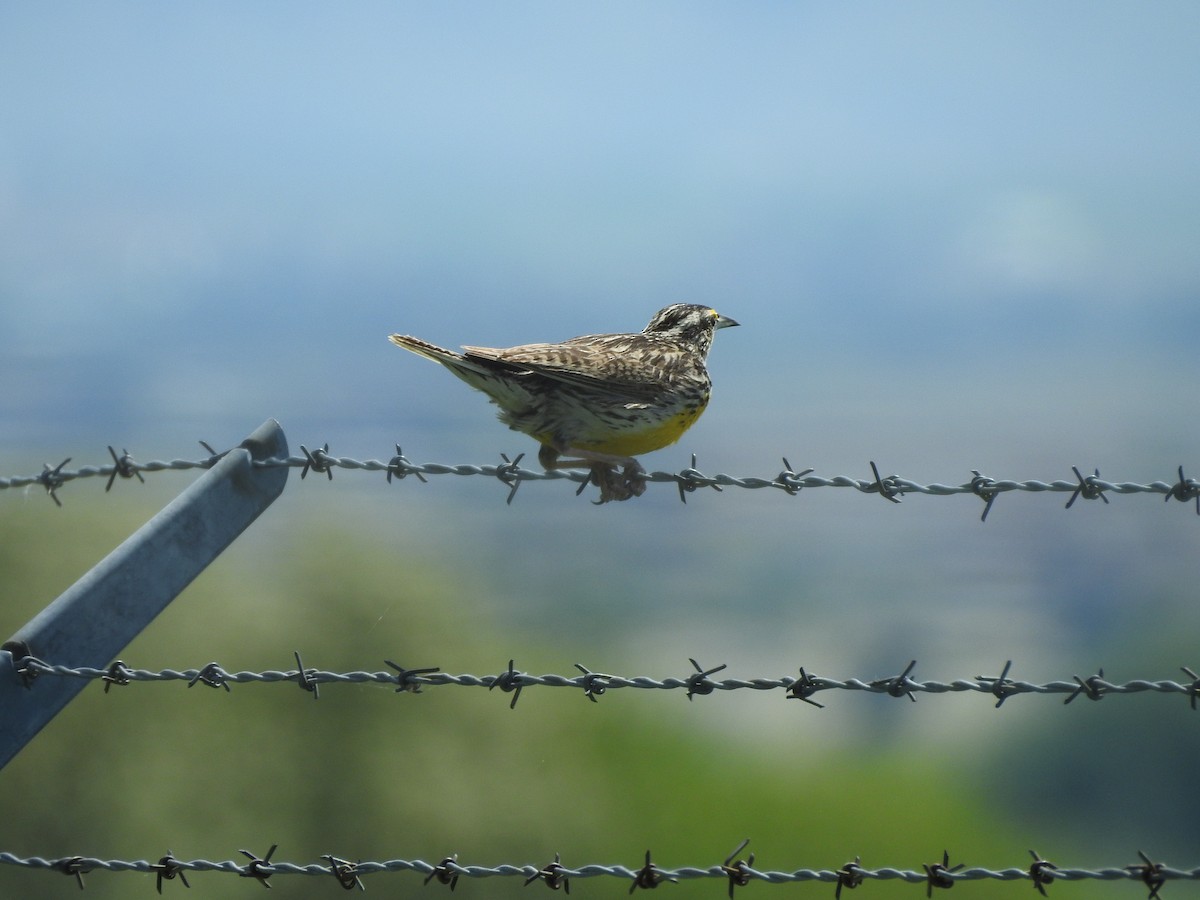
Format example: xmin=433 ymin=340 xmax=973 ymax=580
xmin=715 ymin=313 xmax=739 ymax=329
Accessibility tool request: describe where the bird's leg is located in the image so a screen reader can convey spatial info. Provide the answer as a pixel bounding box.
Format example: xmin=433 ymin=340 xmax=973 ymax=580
xmin=539 ymin=444 xmax=647 ymax=502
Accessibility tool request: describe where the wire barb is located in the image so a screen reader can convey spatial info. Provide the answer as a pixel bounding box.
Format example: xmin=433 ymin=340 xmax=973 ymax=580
xmin=58 ymin=855 xmax=88 ymax=889
xmin=773 ymin=457 xmax=813 ymax=495
xmin=923 ymin=851 xmax=964 ymax=897
xmin=835 ymin=857 xmax=864 ymax=899
xmin=674 ymin=453 xmax=722 ymax=503
xmin=630 ymin=850 xmax=677 ymax=894
xmin=489 ymin=658 xmax=525 ymax=709
xmin=1064 ymin=668 xmax=1107 ymax=704
xmin=294 ymin=651 xmax=319 ymax=700
xmin=872 ymin=659 xmax=919 ymax=702
xmin=299 ymin=444 xmax=335 ymax=481
xmin=238 ymin=844 xmax=278 ymax=888
xmin=785 ymin=667 xmax=826 ymax=708
xmin=1028 ymin=850 xmax=1057 ymax=897
xmin=1181 ymin=666 xmax=1200 ymax=711
xmin=866 ymin=460 xmax=903 ymax=503
xmin=386 ymin=444 xmax=427 ymax=484
xmin=721 ymin=839 xmax=755 ymax=898
xmin=574 ymin=663 xmax=611 ymax=703
xmin=324 ymin=855 xmax=366 ymax=892
xmin=977 ymin=660 xmax=1018 ymax=708
xmin=425 ymin=855 xmax=460 ymax=890
xmin=101 ymin=659 xmax=132 ymax=693
xmin=105 ymin=445 xmax=145 ymax=491
xmin=3 ymin=642 xmax=40 ymax=689
xmin=187 ymin=662 xmax=231 ymax=692
xmin=152 ymin=851 xmax=191 ymax=893
xmin=685 ymin=657 xmax=728 ymax=700
xmin=970 ymin=470 xmax=1000 ymax=521
xmin=1128 ymin=850 xmax=1167 ymax=900
xmin=38 ymin=458 xmax=71 ymax=507
xmin=384 ymin=660 xmax=441 ymax=694
xmin=496 ymin=452 xmax=526 ymax=504
xmin=525 ymin=852 xmax=570 ymax=893
xmin=197 ymin=439 xmax=229 ymax=468
xmin=1066 ymin=466 xmax=1109 ymax=508
xmin=1165 ymin=465 xmax=1200 ymax=513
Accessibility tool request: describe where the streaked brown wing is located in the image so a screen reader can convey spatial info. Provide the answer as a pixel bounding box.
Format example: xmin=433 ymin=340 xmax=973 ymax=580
xmin=462 ymin=335 xmax=676 ymax=403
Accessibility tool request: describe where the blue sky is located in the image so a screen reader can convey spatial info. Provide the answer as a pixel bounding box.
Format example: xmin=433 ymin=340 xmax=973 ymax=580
xmin=2 ymin=1 xmax=1198 ymax=484
xmin=0 ymin=0 xmax=1196 ymax=499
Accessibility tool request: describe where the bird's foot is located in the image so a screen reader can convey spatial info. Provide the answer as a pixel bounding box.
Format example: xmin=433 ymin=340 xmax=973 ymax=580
xmin=588 ymin=461 xmax=647 ymax=503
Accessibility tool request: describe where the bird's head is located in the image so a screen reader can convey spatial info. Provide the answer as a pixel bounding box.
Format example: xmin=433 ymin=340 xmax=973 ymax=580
xmin=643 ymin=304 xmax=739 ymax=357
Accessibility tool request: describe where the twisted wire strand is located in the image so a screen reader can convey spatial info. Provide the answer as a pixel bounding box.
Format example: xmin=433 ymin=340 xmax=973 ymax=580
xmin=1 ymin=850 xmax=1195 ymax=889
xmin=2 ymin=444 xmax=1198 ymax=514
xmin=11 ymin=657 xmax=1200 ymax=710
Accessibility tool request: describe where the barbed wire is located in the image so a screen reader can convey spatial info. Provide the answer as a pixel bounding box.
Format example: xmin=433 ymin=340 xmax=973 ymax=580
xmin=0 ymin=846 xmax=1191 ymax=895
xmin=2 ymin=441 xmax=1198 ymax=516
xmin=7 ymin=653 xmax=1199 ymax=711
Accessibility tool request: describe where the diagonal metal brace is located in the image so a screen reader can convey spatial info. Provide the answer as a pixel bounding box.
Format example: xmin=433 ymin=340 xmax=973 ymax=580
xmin=0 ymin=419 xmax=288 ymax=770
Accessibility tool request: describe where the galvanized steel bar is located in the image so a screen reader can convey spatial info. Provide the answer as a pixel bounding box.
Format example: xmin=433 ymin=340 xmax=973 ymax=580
xmin=0 ymin=419 xmax=288 ymax=770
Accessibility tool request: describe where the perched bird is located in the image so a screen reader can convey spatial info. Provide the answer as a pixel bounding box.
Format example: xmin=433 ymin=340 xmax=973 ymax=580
xmin=388 ymin=303 xmax=739 ymax=502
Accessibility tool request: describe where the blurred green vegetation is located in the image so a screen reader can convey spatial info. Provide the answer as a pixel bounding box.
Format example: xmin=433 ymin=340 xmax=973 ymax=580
xmin=0 ymin=487 xmax=1167 ymax=898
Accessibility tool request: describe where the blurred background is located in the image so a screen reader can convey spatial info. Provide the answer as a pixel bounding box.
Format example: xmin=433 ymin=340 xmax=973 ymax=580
xmin=2 ymin=2 xmax=1199 ymax=897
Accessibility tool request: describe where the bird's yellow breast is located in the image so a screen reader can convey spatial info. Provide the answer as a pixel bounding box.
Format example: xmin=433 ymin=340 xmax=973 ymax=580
xmin=552 ymin=404 xmax=707 ymax=457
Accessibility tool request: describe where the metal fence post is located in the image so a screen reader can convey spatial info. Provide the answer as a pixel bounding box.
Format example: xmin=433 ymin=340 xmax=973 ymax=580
xmin=0 ymin=418 xmax=288 ymax=770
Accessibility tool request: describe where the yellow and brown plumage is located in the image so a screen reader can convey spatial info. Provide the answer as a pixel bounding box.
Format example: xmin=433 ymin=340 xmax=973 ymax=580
xmin=388 ymin=303 xmax=738 ymax=501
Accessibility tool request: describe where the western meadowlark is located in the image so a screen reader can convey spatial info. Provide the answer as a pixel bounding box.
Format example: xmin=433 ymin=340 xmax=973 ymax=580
xmin=388 ymin=303 xmax=738 ymax=502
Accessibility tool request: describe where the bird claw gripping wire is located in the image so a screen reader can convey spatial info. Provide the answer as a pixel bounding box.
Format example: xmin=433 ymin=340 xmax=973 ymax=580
xmin=685 ymin=657 xmax=728 ymax=700
xmin=524 ymin=852 xmax=570 ymax=892
xmin=425 ymin=856 xmax=460 ymax=890
xmin=385 ymin=660 xmax=441 ymax=694
xmin=970 ymin=470 xmax=1000 ymax=521
xmin=977 ymin=660 xmax=1018 ymax=708
xmin=721 ymin=840 xmax=755 ymax=898
xmin=386 ymin=444 xmax=427 ymax=484
xmin=105 ymin=445 xmax=145 ymax=492
xmin=489 ymin=658 xmax=525 ymax=708
xmin=153 ymin=851 xmax=191 ymax=892
xmin=239 ymin=845 xmax=278 ymax=888
xmin=325 ymin=855 xmax=366 ymax=892
xmin=835 ymin=858 xmax=864 ymax=899
xmin=785 ymin=667 xmax=826 ymax=708
xmin=872 ymin=660 xmax=919 ymax=702
xmin=866 ymin=460 xmax=903 ymax=503
xmin=300 ymin=443 xmax=335 ymax=481
xmin=1028 ymin=850 xmax=1057 ymax=897
xmin=1066 ymin=466 xmax=1109 ymax=508
xmin=1165 ymin=465 xmax=1200 ymax=513
xmin=1064 ymin=668 xmax=1107 ymax=704
xmin=1126 ymin=850 xmax=1167 ymax=900
xmin=630 ymin=850 xmax=676 ymax=894
xmin=574 ymin=663 xmax=611 ymax=702
xmin=923 ymin=851 xmax=964 ymax=897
